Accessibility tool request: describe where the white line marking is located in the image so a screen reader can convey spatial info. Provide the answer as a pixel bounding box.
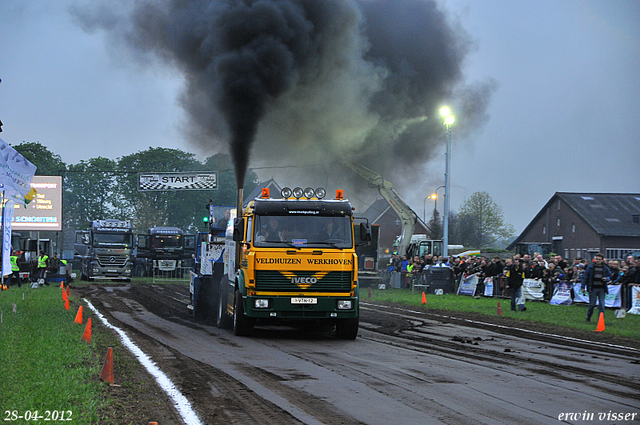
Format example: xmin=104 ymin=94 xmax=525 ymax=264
xmin=84 ymin=299 xmax=203 ymax=425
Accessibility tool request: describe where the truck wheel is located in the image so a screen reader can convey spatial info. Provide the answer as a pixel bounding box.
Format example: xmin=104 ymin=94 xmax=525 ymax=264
xmin=193 ymin=281 xmax=211 ymax=322
xmin=216 ymin=286 xmax=231 ymax=329
xmin=336 ymin=317 xmax=359 ymax=340
xmin=233 ymin=290 xmax=254 ymax=336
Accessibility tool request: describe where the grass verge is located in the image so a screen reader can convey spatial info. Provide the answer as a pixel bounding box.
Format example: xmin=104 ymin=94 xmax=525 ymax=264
xmin=364 ymin=288 xmax=640 ymax=341
xmin=0 ymin=284 xmax=105 ymax=423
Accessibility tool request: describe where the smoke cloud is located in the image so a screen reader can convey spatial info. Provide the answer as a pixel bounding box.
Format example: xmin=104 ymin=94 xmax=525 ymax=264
xmin=71 ymin=0 xmax=495 ymax=193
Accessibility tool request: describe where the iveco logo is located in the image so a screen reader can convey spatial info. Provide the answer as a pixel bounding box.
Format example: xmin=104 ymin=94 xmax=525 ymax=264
xmin=291 ymin=277 xmax=317 ymax=285
xmin=109 ymin=256 xmax=116 ymax=263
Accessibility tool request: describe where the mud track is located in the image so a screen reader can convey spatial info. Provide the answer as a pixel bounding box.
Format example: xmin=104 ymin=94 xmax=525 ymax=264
xmin=77 ymin=283 xmax=640 ymax=425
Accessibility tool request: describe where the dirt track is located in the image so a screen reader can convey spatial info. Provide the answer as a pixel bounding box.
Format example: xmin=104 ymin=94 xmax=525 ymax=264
xmin=77 ymin=283 xmax=640 ymax=425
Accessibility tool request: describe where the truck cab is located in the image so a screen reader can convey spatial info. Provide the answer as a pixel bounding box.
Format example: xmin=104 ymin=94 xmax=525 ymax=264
xmin=136 ymin=227 xmax=195 ymax=276
xmin=74 ymin=220 xmax=133 ymax=281
xmin=218 ymin=187 xmax=370 ymax=339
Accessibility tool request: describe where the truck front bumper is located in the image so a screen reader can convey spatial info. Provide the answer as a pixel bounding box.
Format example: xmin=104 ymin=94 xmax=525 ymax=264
xmin=243 ymin=295 xmax=358 ymax=320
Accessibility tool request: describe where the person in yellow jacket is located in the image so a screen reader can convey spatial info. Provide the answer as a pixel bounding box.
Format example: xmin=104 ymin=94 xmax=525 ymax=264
xmin=38 ymin=250 xmax=49 ymax=285
xmin=10 ymin=251 xmax=22 ymax=288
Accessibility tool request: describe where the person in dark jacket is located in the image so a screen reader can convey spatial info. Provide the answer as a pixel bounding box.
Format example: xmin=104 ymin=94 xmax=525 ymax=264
xmin=582 ymin=253 xmax=612 ymax=323
xmin=506 ymin=258 xmax=526 ymax=311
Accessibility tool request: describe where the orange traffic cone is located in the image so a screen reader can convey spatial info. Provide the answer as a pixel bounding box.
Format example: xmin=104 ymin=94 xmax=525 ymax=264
xmin=497 ymin=301 xmax=503 ymax=316
xmin=421 ymin=292 xmax=427 ymax=305
xmin=59 ymin=281 xmax=64 ymax=288
xmin=66 ymin=286 xmax=70 ymax=298
xmin=62 ymin=288 xmax=68 ymax=301
xmin=100 ymin=347 xmax=114 ymax=384
xmin=64 ymin=298 xmax=70 ymax=310
xmin=593 ymin=312 xmax=605 ymax=332
xmin=81 ymin=318 xmax=92 ymax=343
xmin=74 ymin=306 xmax=83 ymax=324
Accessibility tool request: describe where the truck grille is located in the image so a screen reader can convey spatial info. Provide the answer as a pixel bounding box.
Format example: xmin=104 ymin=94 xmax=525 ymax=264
xmin=97 ymin=255 xmax=128 ymax=267
xmin=255 ymin=270 xmax=352 ymax=292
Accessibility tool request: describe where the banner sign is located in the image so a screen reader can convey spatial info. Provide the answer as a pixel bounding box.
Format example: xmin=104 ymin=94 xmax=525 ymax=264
xmin=0 ymin=137 xmax=37 ymax=196
xmin=574 ymin=284 xmax=621 ymax=308
xmin=483 ymin=277 xmax=494 ymax=297
xmin=550 ymin=281 xmax=573 ymax=305
xmin=2 ymin=199 xmax=14 ymax=276
xmin=139 ymin=172 xmax=217 ymax=191
xmin=522 ymin=278 xmax=545 ymax=300
xmin=628 ymin=287 xmax=640 ymax=315
xmin=8 ymin=176 xmax=62 ymax=231
xmin=457 ymin=274 xmax=478 ymax=296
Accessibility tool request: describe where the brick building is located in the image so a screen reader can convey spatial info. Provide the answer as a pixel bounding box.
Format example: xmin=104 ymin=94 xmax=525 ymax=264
xmin=508 ymin=193 xmax=640 ymax=261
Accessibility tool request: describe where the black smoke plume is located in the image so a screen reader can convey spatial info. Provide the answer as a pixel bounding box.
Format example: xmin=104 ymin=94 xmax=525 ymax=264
xmin=71 ymin=0 xmax=495 ymax=192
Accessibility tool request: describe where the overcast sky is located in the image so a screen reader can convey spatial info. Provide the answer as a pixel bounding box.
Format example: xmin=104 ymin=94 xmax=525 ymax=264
xmin=1 ymin=0 xmax=638 ymax=234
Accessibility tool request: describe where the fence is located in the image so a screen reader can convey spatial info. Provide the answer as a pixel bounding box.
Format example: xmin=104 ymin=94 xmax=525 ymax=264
xmin=152 ymin=266 xmax=192 ymax=284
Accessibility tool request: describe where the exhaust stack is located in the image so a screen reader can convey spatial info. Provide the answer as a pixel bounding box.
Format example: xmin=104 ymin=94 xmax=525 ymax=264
xmin=235 ymin=187 xmax=243 ymax=272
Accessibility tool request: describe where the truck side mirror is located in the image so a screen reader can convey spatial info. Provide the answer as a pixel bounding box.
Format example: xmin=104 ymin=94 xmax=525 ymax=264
xmin=360 ymin=222 xmax=371 ymax=243
xmin=233 ymin=218 xmax=245 ymax=242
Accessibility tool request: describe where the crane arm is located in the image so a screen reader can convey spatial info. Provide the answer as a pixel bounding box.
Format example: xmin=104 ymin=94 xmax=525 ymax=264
xmin=345 ymin=161 xmax=417 ymax=257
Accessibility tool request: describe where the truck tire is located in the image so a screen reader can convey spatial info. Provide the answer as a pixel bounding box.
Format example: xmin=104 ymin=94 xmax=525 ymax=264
xmin=216 ymin=286 xmax=232 ymax=329
xmin=336 ymin=317 xmax=359 ymax=340
xmin=233 ymin=290 xmax=254 ymax=336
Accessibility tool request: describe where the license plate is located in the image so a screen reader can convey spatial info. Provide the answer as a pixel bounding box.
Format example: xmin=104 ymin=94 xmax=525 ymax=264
xmin=291 ymin=298 xmax=317 ymax=304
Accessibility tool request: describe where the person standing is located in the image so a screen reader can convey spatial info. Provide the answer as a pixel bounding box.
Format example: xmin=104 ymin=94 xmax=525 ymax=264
xmin=506 ymin=258 xmax=526 ymax=311
xmin=37 ymin=250 xmax=49 ymax=285
xmin=10 ymin=251 xmax=21 ymax=287
xmin=582 ymin=253 xmax=612 ymax=323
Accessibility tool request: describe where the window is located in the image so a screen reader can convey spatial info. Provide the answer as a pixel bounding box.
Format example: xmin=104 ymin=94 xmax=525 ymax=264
xmin=572 ymin=224 xmax=576 ymax=233
xmin=557 ymin=217 xmax=561 ymax=227
xmin=557 ymin=199 xmax=561 ymax=211
xmin=542 ymin=225 xmax=546 ymax=235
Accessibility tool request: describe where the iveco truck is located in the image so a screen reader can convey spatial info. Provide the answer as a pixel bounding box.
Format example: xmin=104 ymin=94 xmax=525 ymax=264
xmin=74 ymin=219 xmax=134 ymax=281
xmin=216 ymin=187 xmax=370 ymax=339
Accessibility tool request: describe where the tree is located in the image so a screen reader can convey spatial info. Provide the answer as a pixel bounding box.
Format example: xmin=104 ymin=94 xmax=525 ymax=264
xmin=64 ymin=157 xmax=118 ymax=230
xmin=12 ymin=142 xmax=66 ymax=175
xmin=455 ymin=191 xmax=514 ymax=249
xmin=427 ymin=208 xmax=442 ymax=240
xmin=115 ymin=147 xmax=201 ymax=232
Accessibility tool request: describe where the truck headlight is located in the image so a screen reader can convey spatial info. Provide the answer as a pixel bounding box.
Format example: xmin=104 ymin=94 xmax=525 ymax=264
xmin=337 ymin=300 xmax=353 ymax=310
xmin=254 ymin=299 xmax=270 ymax=309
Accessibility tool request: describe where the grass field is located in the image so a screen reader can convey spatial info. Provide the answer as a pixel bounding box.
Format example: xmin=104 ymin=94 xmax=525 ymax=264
xmin=363 ymin=288 xmax=640 ymax=340
xmin=2 ymin=279 xmax=637 ymax=423
xmin=0 ymin=284 xmax=106 ymax=423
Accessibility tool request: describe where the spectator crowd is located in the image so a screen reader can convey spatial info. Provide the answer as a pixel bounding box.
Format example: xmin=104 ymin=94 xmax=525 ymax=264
xmin=387 ymin=252 xmax=640 ymax=310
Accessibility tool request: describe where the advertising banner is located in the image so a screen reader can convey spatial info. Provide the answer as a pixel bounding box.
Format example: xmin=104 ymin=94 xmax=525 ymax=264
xmin=574 ymin=285 xmax=621 ymax=308
xmin=522 ymin=278 xmax=545 ymax=300
xmin=0 ymin=137 xmax=37 ymax=196
xmin=483 ymin=277 xmax=494 ymax=297
xmin=2 ymin=199 xmax=14 ymax=276
xmin=8 ymin=176 xmax=62 ymax=231
xmin=627 ymin=287 xmax=640 ymax=315
xmin=457 ymin=274 xmax=478 ymax=296
xmin=550 ymin=281 xmax=573 ymax=305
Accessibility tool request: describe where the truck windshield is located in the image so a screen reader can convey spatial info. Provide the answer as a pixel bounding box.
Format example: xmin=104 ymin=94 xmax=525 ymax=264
xmin=94 ymin=233 xmax=133 ymax=248
xmin=152 ymin=235 xmax=181 ymax=249
xmin=253 ymin=215 xmax=352 ymax=249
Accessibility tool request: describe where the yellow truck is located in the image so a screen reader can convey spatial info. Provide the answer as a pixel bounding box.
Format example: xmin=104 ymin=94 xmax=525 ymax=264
xmin=216 ymin=187 xmax=370 ymax=339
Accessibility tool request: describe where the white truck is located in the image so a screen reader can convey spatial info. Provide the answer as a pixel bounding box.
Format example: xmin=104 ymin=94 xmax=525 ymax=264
xmin=74 ymin=220 xmax=134 ymax=281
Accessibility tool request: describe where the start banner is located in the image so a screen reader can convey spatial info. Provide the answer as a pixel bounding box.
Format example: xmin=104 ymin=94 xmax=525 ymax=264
xmin=139 ymin=172 xmax=217 ymax=191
